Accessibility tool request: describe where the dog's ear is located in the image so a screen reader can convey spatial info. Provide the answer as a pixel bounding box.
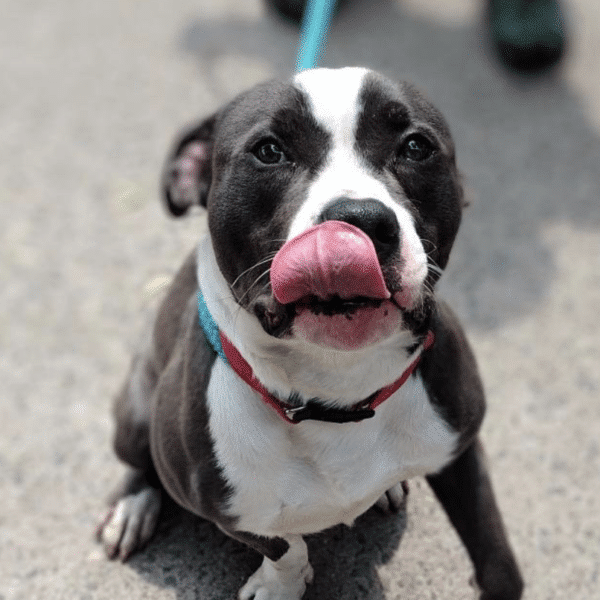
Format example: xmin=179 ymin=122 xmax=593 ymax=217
xmin=162 ymin=115 xmax=217 ymax=216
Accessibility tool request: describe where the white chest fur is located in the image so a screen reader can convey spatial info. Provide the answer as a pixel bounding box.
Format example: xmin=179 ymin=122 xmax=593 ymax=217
xmin=207 ymin=359 xmax=458 ymax=537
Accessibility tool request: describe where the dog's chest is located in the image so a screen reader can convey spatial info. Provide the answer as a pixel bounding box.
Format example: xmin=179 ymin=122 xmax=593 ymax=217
xmin=206 ymin=360 xmax=458 ymax=537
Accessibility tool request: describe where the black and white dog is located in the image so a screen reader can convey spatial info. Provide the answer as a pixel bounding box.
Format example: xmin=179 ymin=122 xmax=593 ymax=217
xmin=98 ymin=67 xmax=523 ymax=600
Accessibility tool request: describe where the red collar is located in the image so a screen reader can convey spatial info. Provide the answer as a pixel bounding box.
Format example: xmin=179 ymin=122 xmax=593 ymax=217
xmin=219 ymin=330 xmax=434 ymax=424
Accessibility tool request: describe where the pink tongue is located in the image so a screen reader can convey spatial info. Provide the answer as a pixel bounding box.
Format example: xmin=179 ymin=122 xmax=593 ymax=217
xmin=271 ymin=221 xmax=390 ymax=304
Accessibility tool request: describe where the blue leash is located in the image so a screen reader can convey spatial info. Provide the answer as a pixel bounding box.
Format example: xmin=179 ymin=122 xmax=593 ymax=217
xmin=296 ymin=0 xmax=336 ymax=71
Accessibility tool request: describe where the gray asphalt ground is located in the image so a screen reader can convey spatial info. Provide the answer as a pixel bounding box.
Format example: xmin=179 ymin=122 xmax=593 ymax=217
xmin=1 ymin=0 xmax=599 ymax=598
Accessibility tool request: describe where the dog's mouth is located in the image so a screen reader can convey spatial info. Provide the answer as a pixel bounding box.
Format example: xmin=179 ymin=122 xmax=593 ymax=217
xmin=253 ymin=293 xmax=402 ymax=350
xmin=291 ymin=294 xmax=403 ymax=351
xmin=250 ymin=221 xmax=412 ymax=350
xmin=296 ymin=294 xmax=385 ymax=316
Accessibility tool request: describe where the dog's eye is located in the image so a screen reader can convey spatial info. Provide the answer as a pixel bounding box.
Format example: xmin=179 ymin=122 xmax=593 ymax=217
xmin=254 ymin=141 xmax=286 ymax=165
xmin=400 ymin=134 xmax=435 ymax=162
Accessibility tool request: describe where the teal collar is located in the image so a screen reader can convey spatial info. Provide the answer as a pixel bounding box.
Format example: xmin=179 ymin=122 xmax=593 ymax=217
xmin=197 ymin=291 xmax=228 ymax=364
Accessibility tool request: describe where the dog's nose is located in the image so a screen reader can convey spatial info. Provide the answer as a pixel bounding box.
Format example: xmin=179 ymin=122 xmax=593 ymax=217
xmin=319 ymin=198 xmax=400 ymax=262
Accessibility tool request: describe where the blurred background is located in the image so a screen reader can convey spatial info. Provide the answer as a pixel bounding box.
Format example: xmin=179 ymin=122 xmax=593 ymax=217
xmin=1 ymin=1 xmax=599 ymax=598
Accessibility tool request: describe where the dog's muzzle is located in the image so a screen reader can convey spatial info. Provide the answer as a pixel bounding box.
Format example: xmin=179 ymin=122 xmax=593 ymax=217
xmin=268 ymin=199 xmax=407 ymax=351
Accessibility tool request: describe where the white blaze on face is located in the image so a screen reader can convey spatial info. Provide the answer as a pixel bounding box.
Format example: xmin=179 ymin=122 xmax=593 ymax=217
xmin=290 ymin=67 xmax=428 ymax=305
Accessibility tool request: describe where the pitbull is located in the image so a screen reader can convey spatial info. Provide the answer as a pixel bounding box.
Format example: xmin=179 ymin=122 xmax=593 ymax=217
xmin=97 ymin=67 xmax=523 ymax=600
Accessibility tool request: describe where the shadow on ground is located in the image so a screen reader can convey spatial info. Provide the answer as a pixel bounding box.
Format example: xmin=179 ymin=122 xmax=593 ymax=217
xmin=126 ymin=499 xmax=405 ymax=600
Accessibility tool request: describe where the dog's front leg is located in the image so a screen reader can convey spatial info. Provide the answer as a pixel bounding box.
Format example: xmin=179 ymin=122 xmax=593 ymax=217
xmin=223 ymin=530 xmax=313 ymax=600
xmin=426 ymin=438 xmax=523 ymax=600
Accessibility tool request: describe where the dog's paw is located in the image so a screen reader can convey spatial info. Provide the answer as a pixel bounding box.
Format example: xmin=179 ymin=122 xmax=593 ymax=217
xmin=374 ymin=481 xmax=408 ymax=514
xmin=238 ymin=558 xmax=313 ymax=600
xmin=96 ymin=487 xmax=161 ymax=561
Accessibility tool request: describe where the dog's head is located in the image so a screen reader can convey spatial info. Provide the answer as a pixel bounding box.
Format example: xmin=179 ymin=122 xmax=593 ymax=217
xmin=164 ymin=67 xmax=464 ymax=352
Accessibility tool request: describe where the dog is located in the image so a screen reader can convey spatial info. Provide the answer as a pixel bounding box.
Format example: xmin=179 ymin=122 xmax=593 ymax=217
xmin=97 ymin=67 xmax=523 ymax=600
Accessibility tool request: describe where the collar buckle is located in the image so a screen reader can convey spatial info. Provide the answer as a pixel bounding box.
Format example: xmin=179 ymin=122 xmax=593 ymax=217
xmin=283 ymin=405 xmax=307 ymax=421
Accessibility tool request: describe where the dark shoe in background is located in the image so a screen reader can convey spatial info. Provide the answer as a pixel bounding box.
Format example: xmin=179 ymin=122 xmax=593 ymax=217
xmin=267 ymin=0 xmax=347 ymax=26
xmin=488 ymin=0 xmax=566 ymax=73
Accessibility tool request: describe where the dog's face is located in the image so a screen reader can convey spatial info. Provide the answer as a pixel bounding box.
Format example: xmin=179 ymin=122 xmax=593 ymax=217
xmin=164 ymin=68 xmax=463 ymax=352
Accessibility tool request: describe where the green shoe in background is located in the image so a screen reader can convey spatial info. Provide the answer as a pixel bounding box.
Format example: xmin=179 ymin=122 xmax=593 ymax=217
xmin=489 ymin=0 xmax=566 ymax=73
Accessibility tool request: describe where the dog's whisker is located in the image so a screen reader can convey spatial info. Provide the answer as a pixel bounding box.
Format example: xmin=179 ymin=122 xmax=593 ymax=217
xmin=231 ymin=302 xmax=246 ymax=332
xmin=421 ymin=238 xmax=438 ymax=252
xmin=427 ymin=256 xmax=444 ymax=278
xmin=230 ymin=254 xmax=277 ymax=290
xmin=235 ymin=268 xmax=272 ymax=305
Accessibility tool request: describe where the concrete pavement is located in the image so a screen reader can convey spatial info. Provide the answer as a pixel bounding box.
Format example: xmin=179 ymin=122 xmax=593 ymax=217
xmin=1 ymin=0 xmax=599 ymax=598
